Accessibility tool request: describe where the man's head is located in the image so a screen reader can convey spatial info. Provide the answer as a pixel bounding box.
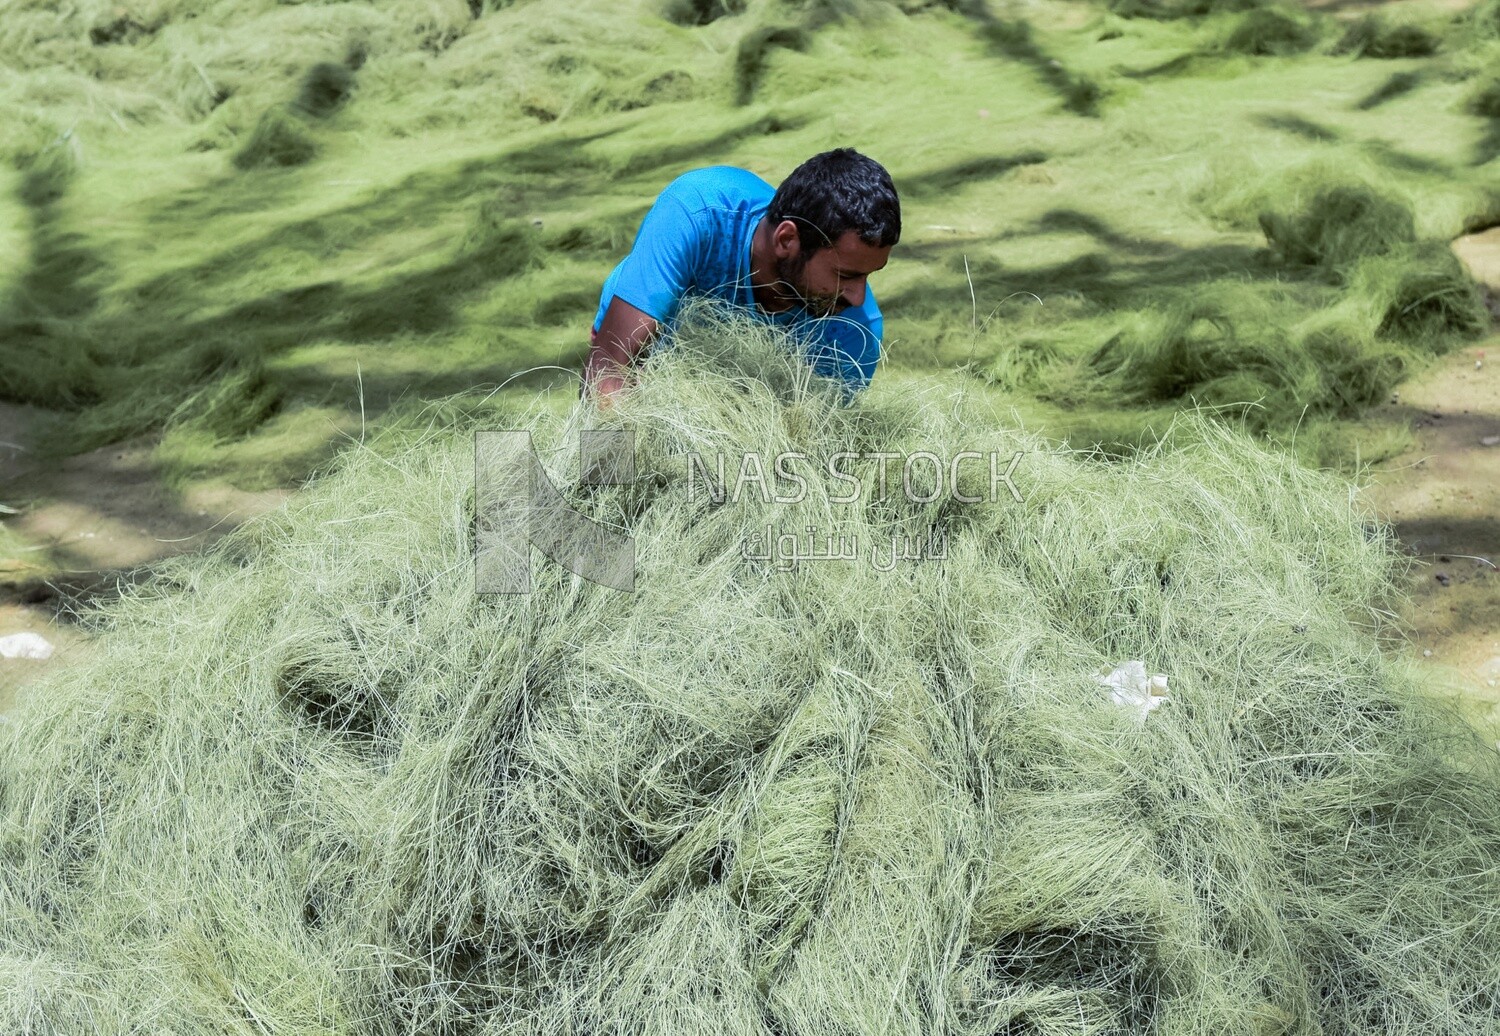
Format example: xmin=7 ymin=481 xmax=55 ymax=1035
xmin=765 ymin=148 xmax=901 ymax=317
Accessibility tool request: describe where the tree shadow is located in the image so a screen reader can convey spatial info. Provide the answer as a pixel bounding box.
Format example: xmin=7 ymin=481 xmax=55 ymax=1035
xmin=952 ymin=1 xmax=1104 ymax=116
xmin=900 ymin=151 xmax=1049 ymax=200
xmin=1473 ymin=120 xmax=1500 ymax=167
xmin=1386 ymin=511 xmax=1500 ymax=641
xmin=1361 ymin=139 xmax=1448 ymax=176
xmin=130 ymin=111 xmax=803 ymax=302
xmin=1116 ymin=53 xmax=1199 ymax=79
xmin=125 ymin=111 xmax=807 ymax=335
xmin=1393 ymin=511 xmax=1500 ymax=558
xmin=1355 ymin=70 xmax=1423 ymax=110
xmin=883 ymin=207 xmax=1275 ymax=321
xmin=0 ymin=164 xmax=111 ymax=409
xmin=0 ymin=109 xmax=819 ymax=456
xmin=1033 ymin=209 xmax=1181 ymax=257
xmin=1300 ymin=0 xmax=1388 ymax=13
xmin=595 ymin=112 xmax=806 ymax=176
xmin=144 ymin=124 xmax=627 ymax=228
xmin=1251 ymin=114 xmax=1450 ymax=174
xmin=1255 ymin=112 xmax=1340 ymax=142
xmin=893 ymin=235 xmax=1001 ymax=265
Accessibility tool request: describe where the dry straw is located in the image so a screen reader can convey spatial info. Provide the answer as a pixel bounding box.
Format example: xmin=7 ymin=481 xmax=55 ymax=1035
xmin=3 ymin=307 xmax=1498 ymax=1034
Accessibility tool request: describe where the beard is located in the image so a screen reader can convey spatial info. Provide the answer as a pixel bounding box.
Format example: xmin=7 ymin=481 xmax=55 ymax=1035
xmin=773 ymin=252 xmax=844 ymax=318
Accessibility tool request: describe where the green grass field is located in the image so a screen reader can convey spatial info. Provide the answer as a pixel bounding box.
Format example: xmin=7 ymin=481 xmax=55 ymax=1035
xmin=2 ymin=0 xmax=1498 ymax=493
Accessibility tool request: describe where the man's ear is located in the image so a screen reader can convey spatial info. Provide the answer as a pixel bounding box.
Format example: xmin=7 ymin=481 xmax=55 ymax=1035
xmin=771 ymin=219 xmax=801 ymax=259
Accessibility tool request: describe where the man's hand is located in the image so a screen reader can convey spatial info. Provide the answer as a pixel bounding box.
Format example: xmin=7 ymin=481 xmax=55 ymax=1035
xmin=583 ymin=297 xmax=660 ymax=405
xmin=587 ymin=369 xmax=629 ymax=409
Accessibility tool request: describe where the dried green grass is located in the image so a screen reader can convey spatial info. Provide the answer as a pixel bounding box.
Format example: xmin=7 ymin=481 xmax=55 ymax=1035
xmin=1257 ymin=183 xmax=1416 ymax=274
xmin=1221 ymin=7 xmax=1320 ymax=57
xmin=663 ymin=0 xmax=748 ymax=26
xmin=3 ymin=312 xmax=1498 ymax=1034
xmin=1085 ymin=294 xmax=1412 ymax=428
xmin=232 ymin=106 xmax=321 ymax=169
xmin=1354 ymin=240 xmax=1492 ymax=342
xmin=1332 ymin=13 xmax=1440 ymax=59
xmin=1464 ymin=76 xmax=1500 ymax=119
xmin=734 ymin=25 xmax=812 ymax=105
xmin=293 ymin=62 xmax=358 ymax=119
xmin=1107 ymin=0 xmax=1262 ymax=20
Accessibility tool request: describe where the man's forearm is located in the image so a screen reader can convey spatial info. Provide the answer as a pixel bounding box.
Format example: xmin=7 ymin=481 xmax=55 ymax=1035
xmin=583 ymin=297 xmax=661 ymax=401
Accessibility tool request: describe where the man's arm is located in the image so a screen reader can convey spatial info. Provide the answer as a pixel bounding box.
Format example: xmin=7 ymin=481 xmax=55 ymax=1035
xmin=582 ymin=296 xmax=661 ymax=403
xmin=580 ymin=173 xmax=712 ymax=402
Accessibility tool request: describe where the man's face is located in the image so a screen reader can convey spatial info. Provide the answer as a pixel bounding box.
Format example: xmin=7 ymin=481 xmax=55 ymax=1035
xmin=774 ymin=229 xmax=892 ymax=318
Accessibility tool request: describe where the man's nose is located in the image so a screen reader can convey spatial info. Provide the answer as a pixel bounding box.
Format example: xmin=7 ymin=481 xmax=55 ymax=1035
xmin=841 ymin=279 xmax=866 ymax=309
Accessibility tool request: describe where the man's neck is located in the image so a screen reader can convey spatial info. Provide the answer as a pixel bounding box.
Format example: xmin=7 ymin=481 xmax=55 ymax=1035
xmin=748 ymin=215 xmax=794 ymax=315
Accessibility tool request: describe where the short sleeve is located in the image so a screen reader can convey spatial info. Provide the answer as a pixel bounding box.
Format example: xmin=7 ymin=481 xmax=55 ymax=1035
xmin=606 ymin=185 xmax=705 ymax=325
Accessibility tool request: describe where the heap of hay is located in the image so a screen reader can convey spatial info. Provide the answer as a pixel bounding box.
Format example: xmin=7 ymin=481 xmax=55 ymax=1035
xmin=1221 ymin=7 xmax=1320 ymax=57
xmin=1331 ymin=13 xmax=1440 ymax=58
xmin=3 ymin=311 xmax=1499 ymax=1035
xmin=1257 ymin=183 xmax=1416 ymax=274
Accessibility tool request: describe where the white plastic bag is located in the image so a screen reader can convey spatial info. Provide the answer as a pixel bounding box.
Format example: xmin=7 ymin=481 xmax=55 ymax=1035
xmin=1097 ymin=660 xmax=1169 ymax=722
xmin=0 ymin=632 xmax=54 ymax=660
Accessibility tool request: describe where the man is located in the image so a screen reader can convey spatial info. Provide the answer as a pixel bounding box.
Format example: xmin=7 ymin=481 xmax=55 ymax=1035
xmin=580 ymin=148 xmax=901 ymax=404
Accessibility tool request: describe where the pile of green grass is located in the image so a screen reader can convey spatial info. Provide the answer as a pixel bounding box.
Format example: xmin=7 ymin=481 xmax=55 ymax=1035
xmin=3 ymin=313 xmax=1498 ymax=1034
xmin=1257 ymin=183 xmax=1416 ymax=272
xmin=1106 ymin=0 xmax=1261 ymax=21
xmin=1220 ymin=7 xmax=1321 ymax=57
xmin=1332 ymin=12 xmax=1441 ymax=60
xmin=1042 ymin=156 xmax=1488 ymax=448
xmin=1255 ymin=179 xmax=1487 ymax=343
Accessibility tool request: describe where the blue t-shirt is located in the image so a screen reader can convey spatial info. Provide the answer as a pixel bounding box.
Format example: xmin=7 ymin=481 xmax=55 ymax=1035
xmin=591 ymin=166 xmax=883 ymax=398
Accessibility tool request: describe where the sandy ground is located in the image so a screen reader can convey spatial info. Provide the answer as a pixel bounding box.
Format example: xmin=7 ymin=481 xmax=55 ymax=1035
xmin=1357 ymin=229 xmax=1500 ymax=730
xmin=0 ymin=402 xmax=288 ymax=713
xmin=1361 ymin=348 xmax=1500 ymax=709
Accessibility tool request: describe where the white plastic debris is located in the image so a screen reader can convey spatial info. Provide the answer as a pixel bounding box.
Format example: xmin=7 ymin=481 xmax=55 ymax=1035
xmin=0 ymin=632 xmax=54 ymax=660
xmin=1097 ymin=660 xmax=1170 ymax=721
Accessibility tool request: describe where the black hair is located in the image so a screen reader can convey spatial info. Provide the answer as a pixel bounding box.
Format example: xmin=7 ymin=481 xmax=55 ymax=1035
xmin=767 ymin=148 xmax=901 ymax=255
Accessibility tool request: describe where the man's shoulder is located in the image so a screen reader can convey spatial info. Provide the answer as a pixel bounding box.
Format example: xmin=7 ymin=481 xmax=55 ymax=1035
xmin=660 ymin=166 xmax=775 ymax=213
